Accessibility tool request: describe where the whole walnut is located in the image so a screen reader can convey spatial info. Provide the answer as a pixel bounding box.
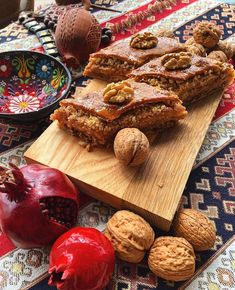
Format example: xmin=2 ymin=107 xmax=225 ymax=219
xmin=213 ymin=40 xmax=233 ymax=59
xmin=173 ymin=208 xmax=216 ymax=251
xmin=114 ymin=128 xmax=150 ymax=166
xmin=186 ymin=43 xmax=206 ymax=57
xmin=193 ymin=22 xmax=221 ymax=48
xmin=232 ymin=43 xmax=235 ymax=62
xmin=156 ymin=29 xmax=175 ymax=38
xmin=208 ymin=50 xmax=228 ymax=63
xmin=148 ymin=236 xmax=195 ymax=281
xmin=185 ymin=37 xmax=196 ymax=46
xmin=105 ymin=210 xmax=155 ymax=263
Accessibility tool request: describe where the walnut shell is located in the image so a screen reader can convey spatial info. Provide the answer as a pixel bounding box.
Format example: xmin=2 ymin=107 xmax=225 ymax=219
xmin=148 ymin=236 xmax=195 ymax=281
xmin=185 ymin=37 xmax=196 ymax=46
xmin=173 ymin=208 xmax=216 ymax=251
xmin=186 ymin=43 xmax=206 ymax=57
xmin=232 ymin=43 xmax=235 ymax=62
xmin=213 ymin=40 xmax=233 ymax=59
xmin=208 ymin=50 xmax=228 ymax=63
xmin=105 ymin=210 xmax=155 ymax=263
xmin=156 ymin=29 xmax=175 ymax=38
xmin=193 ymin=22 xmax=221 ymax=48
xmin=114 ymin=128 xmax=150 ymax=166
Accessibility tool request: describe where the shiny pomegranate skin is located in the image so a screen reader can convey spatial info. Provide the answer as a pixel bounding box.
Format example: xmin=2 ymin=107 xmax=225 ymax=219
xmin=49 ymin=227 xmax=115 ymax=290
xmin=0 ymin=163 xmax=79 ymax=248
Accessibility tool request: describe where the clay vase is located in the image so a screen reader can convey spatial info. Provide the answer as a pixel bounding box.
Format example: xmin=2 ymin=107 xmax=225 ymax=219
xmin=55 ymin=0 xmax=91 ymax=10
xmin=0 ymin=0 xmax=35 ymax=29
xmin=55 ymin=8 xmax=101 ymax=66
xmin=0 ymin=0 xmax=20 ymax=28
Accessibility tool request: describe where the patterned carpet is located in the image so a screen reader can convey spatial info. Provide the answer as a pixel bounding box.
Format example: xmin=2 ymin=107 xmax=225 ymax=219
xmin=0 ymin=0 xmax=234 ymax=289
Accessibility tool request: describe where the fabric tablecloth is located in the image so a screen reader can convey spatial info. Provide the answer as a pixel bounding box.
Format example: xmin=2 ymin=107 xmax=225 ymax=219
xmin=0 ymin=0 xmax=234 ymax=289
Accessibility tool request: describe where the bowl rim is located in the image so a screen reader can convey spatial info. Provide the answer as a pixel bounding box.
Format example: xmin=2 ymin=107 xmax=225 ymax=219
xmin=0 ymin=50 xmax=72 ymax=117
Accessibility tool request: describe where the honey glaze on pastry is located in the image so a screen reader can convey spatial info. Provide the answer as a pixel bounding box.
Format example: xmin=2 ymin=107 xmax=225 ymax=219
xmin=83 ymin=36 xmax=185 ymax=82
xmin=129 ymin=54 xmax=235 ymax=104
xmin=51 ymin=81 xmax=187 ymax=146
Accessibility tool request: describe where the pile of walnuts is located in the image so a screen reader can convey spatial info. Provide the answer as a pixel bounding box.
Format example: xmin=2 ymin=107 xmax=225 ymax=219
xmin=105 ymin=208 xmax=216 ymax=282
xmin=185 ymin=21 xmax=234 ymax=62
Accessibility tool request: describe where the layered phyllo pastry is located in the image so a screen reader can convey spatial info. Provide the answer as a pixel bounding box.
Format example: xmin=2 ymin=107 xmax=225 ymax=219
xmin=51 ymin=80 xmax=187 ymax=146
xmin=84 ymin=32 xmax=185 ymax=82
xmin=129 ymin=52 xmax=235 ymax=104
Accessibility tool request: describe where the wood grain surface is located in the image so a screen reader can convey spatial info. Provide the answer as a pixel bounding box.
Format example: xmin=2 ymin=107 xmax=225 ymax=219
xmin=24 ymin=80 xmax=223 ymax=231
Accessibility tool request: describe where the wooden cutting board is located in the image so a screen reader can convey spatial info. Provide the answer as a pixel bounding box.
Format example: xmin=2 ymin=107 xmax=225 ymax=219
xmin=24 ymin=80 xmax=223 ymax=231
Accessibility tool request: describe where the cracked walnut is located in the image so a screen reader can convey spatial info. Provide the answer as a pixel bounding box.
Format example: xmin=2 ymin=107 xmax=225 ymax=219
xmin=161 ymin=52 xmax=192 ymax=70
xmin=103 ymin=81 xmax=134 ymax=104
xmin=193 ymin=22 xmax=221 ymax=48
xmin=130 ymin=32 xmax=158 ymax=49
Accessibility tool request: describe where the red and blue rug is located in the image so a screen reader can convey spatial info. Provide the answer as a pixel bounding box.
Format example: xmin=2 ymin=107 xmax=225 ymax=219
xmin=0 ymin=0 xmax=234 ymax=289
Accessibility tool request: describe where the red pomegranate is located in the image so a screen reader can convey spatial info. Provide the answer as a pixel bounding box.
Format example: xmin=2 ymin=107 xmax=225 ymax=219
xmin=55 ymin=8 xmax=101 ymax=67
xmin=48 ymin=227 xmax=115 ymax=290
xmin=0 ymin=163 xmax=79 ymax=248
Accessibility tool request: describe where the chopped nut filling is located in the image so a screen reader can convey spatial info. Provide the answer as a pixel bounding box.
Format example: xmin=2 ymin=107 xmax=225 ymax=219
xmin=93 ymin=57 xmax=136 ymax=70
xmin=52 ymin=103 xmax=180 ymax=145
xmin=140 ymin=64 xmax=232 ymax=103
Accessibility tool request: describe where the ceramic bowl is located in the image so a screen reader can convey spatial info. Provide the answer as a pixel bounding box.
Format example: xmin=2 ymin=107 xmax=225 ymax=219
xmin=0 ymin=50 xmax=71 ymax=121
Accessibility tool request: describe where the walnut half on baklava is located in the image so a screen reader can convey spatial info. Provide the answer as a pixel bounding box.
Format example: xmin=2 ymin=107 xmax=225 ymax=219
xmin=83 ymin=35 xmax=185 ymax=82
xmin=129 ymin=52 xmax=235 ymax=104
xmin=51 ymin=81 xmax=187 ymax=146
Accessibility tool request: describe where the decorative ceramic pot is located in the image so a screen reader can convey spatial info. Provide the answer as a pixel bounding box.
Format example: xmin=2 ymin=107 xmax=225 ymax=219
xmin=0 ymin=0 xmax=20 ymax=28
xmin=0 ymin=0 xmax=34 ymax=28
xmin=55 ymin=0 xmax=91 ymax=10
xmin=55 ymin=8 xmax=101 ymax=66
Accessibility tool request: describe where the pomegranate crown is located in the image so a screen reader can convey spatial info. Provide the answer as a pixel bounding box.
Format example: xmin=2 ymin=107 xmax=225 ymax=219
xmin=0 ymin=163 xmax=28 ymax=202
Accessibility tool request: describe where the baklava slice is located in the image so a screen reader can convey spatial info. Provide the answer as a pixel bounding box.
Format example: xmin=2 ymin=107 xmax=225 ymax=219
xmin=129 ymin=52 xmax=235 ymax=104
xmin=84 ymin=33 xmax=185 ymax=82
xmin=51 ymin=80 xmax=187 ymax=146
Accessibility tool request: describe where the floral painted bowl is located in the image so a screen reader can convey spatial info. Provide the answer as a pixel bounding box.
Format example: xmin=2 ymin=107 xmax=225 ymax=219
xmin=0 ymin=50 xmax=71 ymax=121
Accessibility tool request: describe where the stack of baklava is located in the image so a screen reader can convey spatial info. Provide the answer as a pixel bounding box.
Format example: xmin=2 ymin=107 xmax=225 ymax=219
xmin=51 ymin=26 xmax=234 ymax=147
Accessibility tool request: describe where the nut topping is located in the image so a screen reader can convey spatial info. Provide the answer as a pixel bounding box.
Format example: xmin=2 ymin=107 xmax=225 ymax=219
xmin=130 ymin=32 xmax=158 ymax=49
xmin=161 ymin=52 xmax=192 ymax=70
xmin=103 ymin=81 xmax=134 ymax=104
